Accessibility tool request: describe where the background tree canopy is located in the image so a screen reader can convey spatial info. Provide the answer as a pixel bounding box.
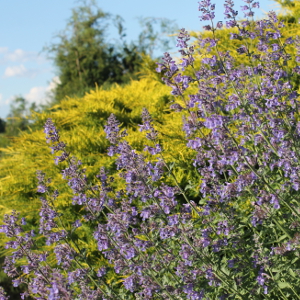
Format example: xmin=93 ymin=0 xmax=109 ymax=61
xmin=44 ymin=0 xmax=177 ymax=103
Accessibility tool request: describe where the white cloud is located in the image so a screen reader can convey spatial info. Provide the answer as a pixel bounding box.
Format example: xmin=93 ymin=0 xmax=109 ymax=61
xmin=6 ymin=49 xmax=28 ymax=62
xmin=0 ymin=47 xmax=47 ymax=64
xmin=0 ymin=47 xmax=8 ymax=54
xmin=25 ymin=76 xmax=61 ymax=105
xmin=4 ymin=64 xmax=27 ymax=78
xmin=7 ymin=48 xmax=45 ymax=64
xmin=3 ymin=64 xmax=44 ymax=78
xmin=25 ymin=86 xmax=47 ymax=105
xmin=1 ymin=77 xmax=61 ymax=111
xmin=46 ymin=76 xmax=60 ymax=93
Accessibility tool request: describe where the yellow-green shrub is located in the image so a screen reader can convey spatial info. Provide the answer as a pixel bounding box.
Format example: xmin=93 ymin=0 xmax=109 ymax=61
xmin=0 ymin=76 xmax=200 ymax=237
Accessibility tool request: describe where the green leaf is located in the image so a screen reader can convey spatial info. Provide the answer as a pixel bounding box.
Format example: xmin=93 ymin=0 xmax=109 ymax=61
xmin=278 ymin=281 xmax=290 ymax=289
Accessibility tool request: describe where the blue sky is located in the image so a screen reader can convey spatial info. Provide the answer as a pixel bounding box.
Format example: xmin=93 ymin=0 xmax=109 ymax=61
xmin=0 ymin=0 xmax=278 ymax=119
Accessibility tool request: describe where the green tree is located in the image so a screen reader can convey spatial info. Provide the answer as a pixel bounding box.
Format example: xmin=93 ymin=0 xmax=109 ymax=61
xmin=136 ymin=16 xmax=178 ymax=58
xmin=45 ymin=0 xmax=141 ymax=103
xmin=6 ymin=96 xmax=29 ymax=136
xmin=4 ymin=96 xmax=39 ymax=137
xmin=44 ymin=0 xmax=177 ymax=104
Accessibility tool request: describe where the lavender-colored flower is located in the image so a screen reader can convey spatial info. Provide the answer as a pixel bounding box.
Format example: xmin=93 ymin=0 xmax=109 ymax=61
xmin=45 ymin=230 xmax=67 ymax=246
xmin=96 ymin=221 xmax=114 ymax=250
xmin=0 ymin=211 xmax=23 ymax=238
xmin=54 ymin=244 xmax=75 ymax=268
xmin=183 ymin=283 xmax=205 ymax=300
xmin=44 ymin=118 xmax=60 ymax=143
xmin=176 ymin=28 xmax=190 ymax=48
xmin=96 ymin=266 xmax=107 ymax=277
xmin=156 ymin=52 xmax=179 ymax=77
xmin=237 ymin=45 xmax=247 ymax=54
xmin=216 ymin=21 xmax=223 ymax=28
xmin=159 ymin=225 xmax=179 ymax=239
xmin=72 ymin=220 xmax=82 ymax=228
xmin=0 ymin=287 xmax=9 ymax=300
xmin=227 ymin=20 xmax=237 ymax=28
xmin=168 ymin=214 xmax=179 ymax=226
xmin=104 ymin=113 xmax=127 ymax=145
xmin=256 ymin=267 xmax=268 ymax=289
xmin=123 ymin=275 xmax=139 ymax=292
xmin=144 ymin=144 xmax=162 ymax=155
xmin=227 ymin=259 xmax=236 ymax=268
xmin=180 ymin=57 xmax=194 ymax=71
xmin=54 ymin=151 xmax=69 ymax=165
xmin=224 ymin=0 xmax=238 ymax=19
xmin=37 ymin=184 xmax=47 ymax=193
xmin=145 ymin=160 xmax=164 ymax=182
xmin=67 ymin=268 xmax=88 ymax=285
xmin=50 ymin=141 xmax=66 ymax=154
xmin=134 ymin=239 xmax=152 ymax=252
xmin=155 ymin=63 xmax=167 ymax=73
xmin=204 ymin=115 xmax=226 ymax=129
xmin=39 ymin=197 xmax=58 ymax=234
xmin=36 ymin=170 xmax=49 ymax=193
xmin=20 ymin=292 xmax=29 ymax=299
xmin=139 ymin=108 xmax=158 ymax=141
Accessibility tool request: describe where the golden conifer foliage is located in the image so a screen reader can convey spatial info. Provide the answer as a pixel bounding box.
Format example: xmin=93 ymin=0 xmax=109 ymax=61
xmin=0 ymin=77 xmax=198 ymax=230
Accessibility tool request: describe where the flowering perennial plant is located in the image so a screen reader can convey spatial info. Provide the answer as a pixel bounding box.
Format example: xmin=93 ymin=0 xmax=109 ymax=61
xmin=2 ymin=0 xmax=300 ymax=299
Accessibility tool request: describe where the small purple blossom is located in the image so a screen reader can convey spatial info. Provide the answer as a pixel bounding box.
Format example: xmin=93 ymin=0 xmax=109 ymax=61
xmin=44 ymin=119 xmax=60 ymax=143
xmin=97 ymin=267 xmax=107 ymax=277
xmin=104 ymin=114 xmax=122 ymax=144
xmin=176 ymin=28 xmax=190 ymax=48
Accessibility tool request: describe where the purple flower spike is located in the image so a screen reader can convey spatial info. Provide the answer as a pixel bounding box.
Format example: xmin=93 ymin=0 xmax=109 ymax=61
xmin=104 ymin=113 xmax=122 ymax=145
xmin=139 ymin=108 xmax=158 ymax=141
xmin=44 ymin=118 xmax=60 ymax=144
xmin=97 ymin=267 xmax=107 ymax=277
xmin=198 ymin=0 xmax=216 ymax=22
xmin=176 ymin=28 xmax=190 ymax=49
xmin=224 ymin=0 xmax=238 ymax=20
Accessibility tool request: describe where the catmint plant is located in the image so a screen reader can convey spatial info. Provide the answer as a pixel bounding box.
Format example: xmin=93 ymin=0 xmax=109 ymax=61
xmin=2 ymin=0 xmax=300 ymax=299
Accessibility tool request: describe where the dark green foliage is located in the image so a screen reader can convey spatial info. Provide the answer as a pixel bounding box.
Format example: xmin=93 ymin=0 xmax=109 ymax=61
xmin=0 ymin=119 xmax=5 ymax=134
xmin=45 ymin=1 xmax=124 ymax=102
xmin=0 ymin=97 xmax=41 ymax=152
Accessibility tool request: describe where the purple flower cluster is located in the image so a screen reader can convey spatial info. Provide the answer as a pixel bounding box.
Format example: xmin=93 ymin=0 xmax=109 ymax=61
xmin=0 ymin=287 xmax=9 ymax=300
xmin=3 ymin=1 xmax=300 ymax=299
